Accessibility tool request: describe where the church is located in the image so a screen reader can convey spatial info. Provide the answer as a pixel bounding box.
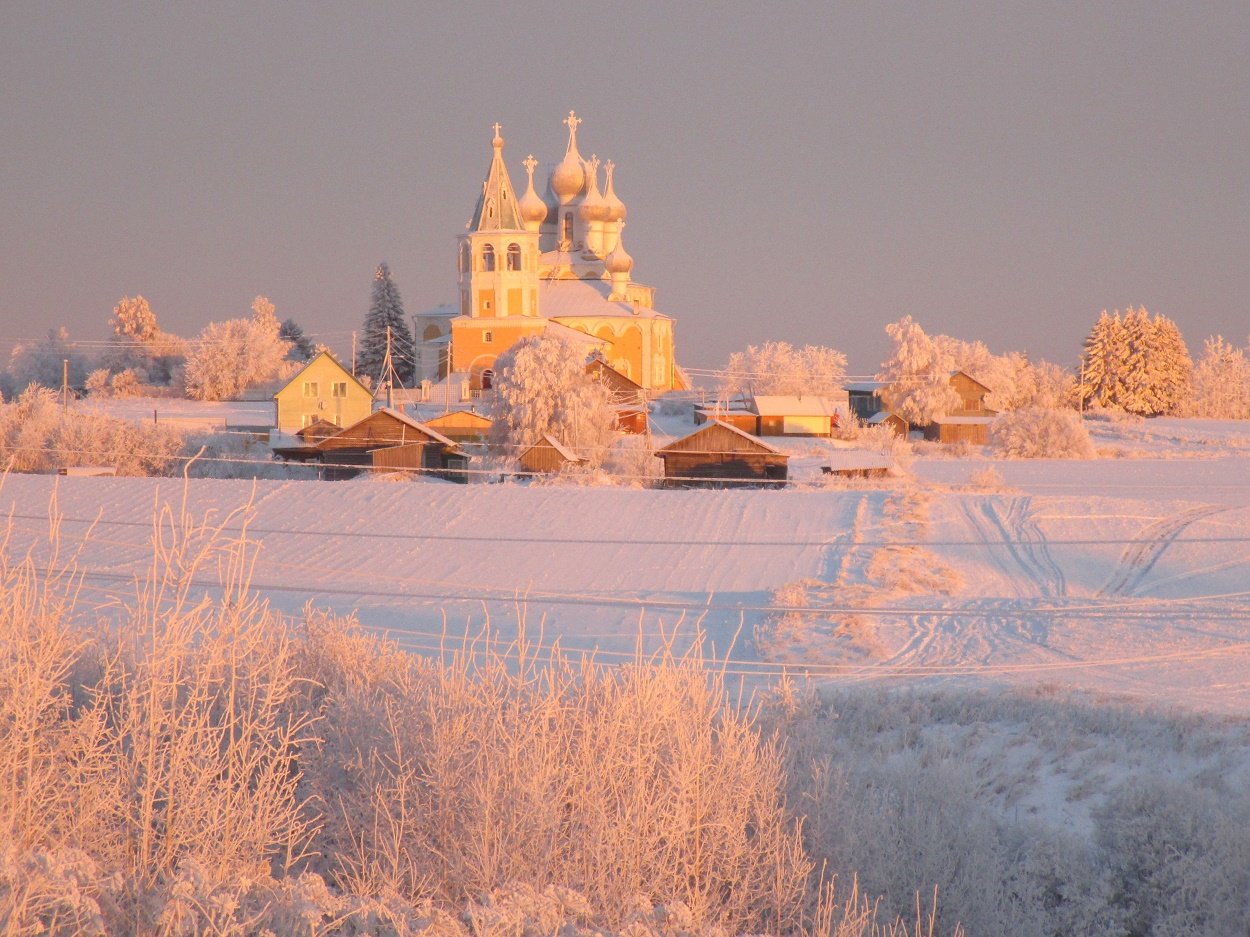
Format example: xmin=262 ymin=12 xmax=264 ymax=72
xmin=414 ymin=112 xmax=678 ymax=393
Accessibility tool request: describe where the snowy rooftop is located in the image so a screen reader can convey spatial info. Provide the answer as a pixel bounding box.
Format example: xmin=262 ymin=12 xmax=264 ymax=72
xmin=845 ymin=381 xmax=889 ymax=393
xmin=932 ymin=415 xmax=996 ymax=425
xmin=538 ymin=277 xmax=669 ymax=321
xmin=751 ymin=395 xmax=839 ymax=417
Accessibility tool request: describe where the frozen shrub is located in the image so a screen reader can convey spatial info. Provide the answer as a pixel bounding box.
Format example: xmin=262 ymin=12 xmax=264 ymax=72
xmin=991 ymin=407 xmax=1094 ymax=459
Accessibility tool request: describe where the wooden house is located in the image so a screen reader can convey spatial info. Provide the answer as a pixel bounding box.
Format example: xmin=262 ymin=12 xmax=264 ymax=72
xmin=422 ymin=408 xmax=494 ymax=443
xmin=274 ymin=351 xmax=373 ymax=435
xmin=750 ymin=395 xmax=841 ymax=437
xmin=655 ymin=421 xmax=788 ymax=488
xmin=273 ymin=407 xmax=468 ymax=481
xmin=845 ymin=381 xmax=890 ymax=421
xmin=518 ymin=434 xmax=587 ymax=474
xmin=948 ymin=370 xmax=992 ymax=414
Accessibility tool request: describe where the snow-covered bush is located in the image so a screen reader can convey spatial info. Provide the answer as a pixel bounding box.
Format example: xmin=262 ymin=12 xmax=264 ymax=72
xmin=603 ymin=434 xmax=662 ymax=484
xmin=0 ymin=385 xmax=186 ymax=474
xmin=4 ymin=327 xmax=91 ymax=397
xmin=489 ymin=332 xmax=617 ymax=467
xmin=719 ymin=340 xmax=848 ymax=399
xmin=990 ymin=407 xmax=1094 ymax=459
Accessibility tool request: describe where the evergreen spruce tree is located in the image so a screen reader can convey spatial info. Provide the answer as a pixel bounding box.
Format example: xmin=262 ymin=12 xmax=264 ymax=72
xmin=1151 ymin=311 xmax=1192 ymax=414
xmin=359 ymin=262 xmax=415 ymax=386
xmin=279 ymin=318 xmax=315 ymax=361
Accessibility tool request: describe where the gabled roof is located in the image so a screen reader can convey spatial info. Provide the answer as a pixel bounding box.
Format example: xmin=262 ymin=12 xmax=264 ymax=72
xmin=658 ymin=419 xmax=784 ymax=456
xmin=314 ymin=407 xmax=460 ymax=452
xmin=424 ymin=409 xmax=493 ymax=429
xmin=276 ymin=350 xmax=371 ymax=400
xmin=524 ymin=433 xmax=585 ymax=464
xmin=750 ymin=395 xmax=838 ymax=417
xmin=950 ymin=370 xmax=992 ymax=393
xmin=868 ymin=411 xmax=906 ymax=425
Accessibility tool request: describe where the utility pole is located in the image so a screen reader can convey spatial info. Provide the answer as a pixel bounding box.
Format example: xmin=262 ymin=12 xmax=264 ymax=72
xmin=383 ymin=326 xmax=394 ymax=409
xmin=61 ymin=358 xmax=69 ymax=415
xmin=351 ymin=331 xmax=357 ymax=377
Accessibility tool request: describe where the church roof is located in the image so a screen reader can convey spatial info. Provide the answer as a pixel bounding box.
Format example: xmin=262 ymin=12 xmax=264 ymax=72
xmin=470 ymin=125 xmax=524 ymax=232
xmin=539 ymin=277 xmax=669 ymax=321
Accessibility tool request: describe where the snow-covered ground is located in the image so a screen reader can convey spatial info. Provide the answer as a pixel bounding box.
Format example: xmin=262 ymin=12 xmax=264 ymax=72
xmin=4 ymin=414 xmax=1250 ymax=714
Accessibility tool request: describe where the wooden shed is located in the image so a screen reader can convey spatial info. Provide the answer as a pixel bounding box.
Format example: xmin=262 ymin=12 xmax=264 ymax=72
xmin=923 ymin=415 xmax=995 ymax=445
xmin=423 ymin=408 xmax=494 ymax=443
xmin=518 ymin=434 xmax=586 ymax=474
xmin=867 ymin=411 xmax=909 ymax=438
xmin=655 ymin=421 xmax=789 ymax=488
xmin=694 ymin=406 xmax=758 ymax=434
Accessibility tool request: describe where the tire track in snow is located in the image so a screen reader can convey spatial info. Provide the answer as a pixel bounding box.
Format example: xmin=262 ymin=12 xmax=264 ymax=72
xmin=1098 ymin=506 xmax=1227 ymax=598
xmin=962 ymin=496 xmax=1065 ymax=599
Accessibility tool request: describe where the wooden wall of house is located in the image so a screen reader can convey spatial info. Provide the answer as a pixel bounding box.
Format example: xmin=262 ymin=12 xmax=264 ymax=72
xmin=694 ymin=410 xmax=758 ymax=433
xmin=372 ymin=443 xmax=427 ymax=474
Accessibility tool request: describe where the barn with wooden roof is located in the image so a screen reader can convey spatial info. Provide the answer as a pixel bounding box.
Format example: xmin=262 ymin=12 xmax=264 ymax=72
xmin=518 ymin=434 xmax=587 ymax=475
xmin=655 ymin=421 xmax=788 ymax=488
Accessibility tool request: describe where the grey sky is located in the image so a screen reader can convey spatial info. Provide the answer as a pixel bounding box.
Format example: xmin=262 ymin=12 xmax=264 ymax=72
xmin=3 ymin=2 xmax=1248 ymax=375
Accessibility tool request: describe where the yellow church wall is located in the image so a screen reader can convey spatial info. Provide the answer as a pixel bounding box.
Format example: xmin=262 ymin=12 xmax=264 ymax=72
xmin=450 ymin=318 xmax=546 ymax=377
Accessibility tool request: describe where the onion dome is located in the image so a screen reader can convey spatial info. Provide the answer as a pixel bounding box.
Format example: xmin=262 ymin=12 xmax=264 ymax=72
xmin=604 ymin=230 xmax=634 ymax=274
xmin=579 ymin=155 xmax=609 ymax=222
xmin=519 ymin=154 xmax=548 ymax=229
xmin=603 ymin=160 xmax=626 ymax=222
xmin=550 ymin=110 xmax=587 ymax=203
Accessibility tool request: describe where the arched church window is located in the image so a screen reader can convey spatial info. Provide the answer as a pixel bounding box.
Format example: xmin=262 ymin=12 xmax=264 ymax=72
xmin=459 ymin=242 xmax=469 ymax=276
xmin=562 ymin=212 xmax=573 ymax=243
xmin=482 ymin=244 xmax=495 ymax=272
xmin=506 ymin=243 xmax=521 ymax=271
xmin=482 ymin=368 xmax=494 ymax=390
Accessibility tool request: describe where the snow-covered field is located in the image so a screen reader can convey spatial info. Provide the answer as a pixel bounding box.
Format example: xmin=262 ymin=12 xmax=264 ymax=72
xmin=4 ymin=415 xmax=1250 ymax=714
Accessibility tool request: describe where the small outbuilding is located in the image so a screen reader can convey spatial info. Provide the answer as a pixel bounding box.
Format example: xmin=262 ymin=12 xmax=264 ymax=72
xmin=821 ymin=449 xmax=894 ymax=478
xmin=518 ymin=434 xmax=587 ymax=474
xmin=655 ymin=420 xmax=789 ymax=488
xmin=867 ymin=411 xmax=909 ymax=438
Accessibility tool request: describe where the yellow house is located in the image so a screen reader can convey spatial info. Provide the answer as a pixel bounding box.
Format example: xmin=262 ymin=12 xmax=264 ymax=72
xmin=415 ymin=113 xmax=678 ymax=393
xmin=274 ymin=351 xmax=373 ymax=435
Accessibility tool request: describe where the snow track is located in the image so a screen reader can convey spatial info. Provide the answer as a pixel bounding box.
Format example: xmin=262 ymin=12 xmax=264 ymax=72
xmin=1097 ymin=505 xmax=1226 ymax=598
xmin=963 ymin=496 xmax=1066 ymax=599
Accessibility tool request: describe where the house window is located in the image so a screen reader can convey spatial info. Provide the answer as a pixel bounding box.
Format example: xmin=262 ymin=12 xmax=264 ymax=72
xmin=482 ymin=368 xmax=494 ymax=390
xmin=302 ymin=413 xmax=318 ymax=427
xmin=331 ymin=381 xmax=348 ymax=397
xmin=483 ymin=330 xmax=493 ymax=343
xmin=506 ymin=243 xmax=521 ymax=271
xmin=303 ymin=381 xmax=318 ymax=397
xmin=482 ymin=244 xmax=496 ymax=272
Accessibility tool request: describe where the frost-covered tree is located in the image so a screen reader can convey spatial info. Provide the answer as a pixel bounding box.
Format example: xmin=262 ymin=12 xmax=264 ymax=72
xmin=183 ymin=296 xmax=292 ymax=401
xmin=718 ymin=341 xmax=848 ymax=400
xmin=4 ymin=327 xmax=90 ymax=396
xmin=104 ymin=295 xmax=186 ymax=385
xmin=1078 ymin=307 xmax=1190 ymax=415
xmin=489 ymin=331 xmax=616 ymax=467
xmin=359 ymin=263 xmax=415 ymax=387
xmin=876 ymin=316 xmax=961 ymax=424
xmin=1183 ymin=336 xmax=1250 ymax=419
xmin=932 ymin=335 xmax=1075 ymax=411
xmin=279 ymin=318 xmax=315 ymax=361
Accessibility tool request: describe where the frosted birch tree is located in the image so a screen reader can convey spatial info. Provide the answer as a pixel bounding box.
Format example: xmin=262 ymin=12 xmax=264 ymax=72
xmin=876 ymin=316 xmax=961 ymax=424
xmin=1184 ymin=336 xmax=1250 ymax=419
xmin=104 ymin=295 xmax=186 ymax=385
xmin=489 ymin=331 xmax=616 ymax=467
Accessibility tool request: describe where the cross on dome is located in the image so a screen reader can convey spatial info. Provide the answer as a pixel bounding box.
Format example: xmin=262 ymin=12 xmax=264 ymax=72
xmin=523 ymin=154 xmax=538 ymax=178
xmin=492 ymin=122 xmax=502 ymax=138
xmin=564 ymin=110 xmax=582 ymax=152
